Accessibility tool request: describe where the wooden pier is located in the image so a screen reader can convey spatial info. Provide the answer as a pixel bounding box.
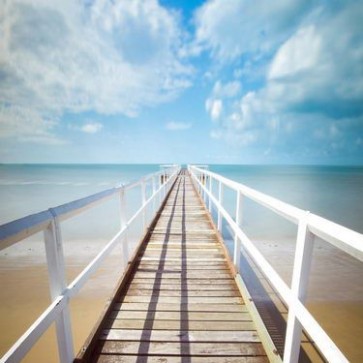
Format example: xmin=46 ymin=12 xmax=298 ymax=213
xmin=75 ymin=170 xmax=269 ymax=363
xmin=3 ymin=165 xmax=358 ymax=363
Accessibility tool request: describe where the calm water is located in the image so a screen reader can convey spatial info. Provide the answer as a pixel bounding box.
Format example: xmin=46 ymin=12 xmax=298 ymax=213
xmin=1 ymin=164 xmax=362 ymax=231
xmin=210 ymin=164 xmax=363 ymax=234
xmin=0 ymin=164 xmax=159 ymax=224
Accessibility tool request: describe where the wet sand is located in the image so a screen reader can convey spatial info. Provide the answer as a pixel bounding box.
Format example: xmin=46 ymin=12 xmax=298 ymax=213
xmin=1 ymin=238 xmax=362 ymax=362
xmin=0 ymin=240 xmax=123 ymax=363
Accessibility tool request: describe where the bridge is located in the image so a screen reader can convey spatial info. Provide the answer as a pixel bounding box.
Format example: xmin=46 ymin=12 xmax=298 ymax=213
xmin=0 ymin=166 xmax=362 ymax=363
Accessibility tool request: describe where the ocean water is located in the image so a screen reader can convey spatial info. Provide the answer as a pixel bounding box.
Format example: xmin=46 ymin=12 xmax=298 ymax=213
xmin=0 ymin=164 xmax=159 ymax=225
xmin=0 ymin=164 xmax=362 ymax=361
xmin=210 ymin=164 xmax=363 ymax=234
xmin=1 ymin=164 xmax=362 ymax=230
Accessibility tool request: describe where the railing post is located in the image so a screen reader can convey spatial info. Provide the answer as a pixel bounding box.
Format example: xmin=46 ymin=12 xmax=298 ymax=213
xmin=120 ymin=187 xmax=129 ymax=269
xmin=201 ymin=174 xmax=206 ymax=203
xmin=141 ymin=180 xmax=146 ymax=231
xmin=152 ymin=176 xmax=156 ymax=213
xmin=283 ymin=211 xmax=315 ymax=363
xmin=233 ymin=191 xmax=243 ymax=271
xmin=43 ymin=213 xmax=74 ymax=363
xmin=208 ymin=175 xmax=212 ymax=212
xmin=217 ymin=181 xmax=224 ymax=231
xmin=198 ymin=171 xmax=202 ymax=197
xmin=162 ymin=171 xmax=167 ymax=200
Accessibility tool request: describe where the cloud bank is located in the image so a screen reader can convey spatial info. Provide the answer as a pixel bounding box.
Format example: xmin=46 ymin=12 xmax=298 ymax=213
xmin=0 ymin=0 xmax=191 ymax=143
xmin=199 ymin=0 xmax=363 ymax=161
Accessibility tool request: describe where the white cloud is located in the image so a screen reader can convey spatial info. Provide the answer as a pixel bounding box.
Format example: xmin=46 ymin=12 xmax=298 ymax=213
xmin=205 ymin=80 xmax=241 ymax=124
xmin=0 ymin=0 xmax=192 ymax=143
xmin=205 ymin=2 xmax=363 ymax=157
xmin=205 ymin=98 xmax=223 ymax=121
xmin=265 ymin=4 xmax=363 ymax=117
xmin=165 ymin=121 xmax=192 ymax=131
xmin=194 ymin=0 xmax=313 ymax=61
xmin=0 ymin=105 xmax=65 ymax=144
xmin=268 ymin=26 xmax=321 ymax=81
xmin=213 ymin=80 xmax=241 ymax=98
xmin=80 ymin=122 xmax=103 ymax=134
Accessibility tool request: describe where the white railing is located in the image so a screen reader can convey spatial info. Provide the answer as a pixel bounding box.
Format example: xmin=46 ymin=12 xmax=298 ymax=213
xmin=188 ymin=165 xmax=363 ymax=363
xmin=0 ymin=165 xmax=180 ymax=363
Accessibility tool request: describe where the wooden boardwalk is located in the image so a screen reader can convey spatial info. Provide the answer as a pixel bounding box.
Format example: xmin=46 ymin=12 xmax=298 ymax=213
xmin=75 ymin=170 xmax=268 ymax=363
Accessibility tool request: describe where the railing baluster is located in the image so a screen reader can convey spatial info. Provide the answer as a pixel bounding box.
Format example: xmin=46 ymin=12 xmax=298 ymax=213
xmin=119 ymin=187 xmax=129 ymax=269
xmin=283 ymin=211 xmax=315 ymax=363
xmin=233 ymin=191 xmax=243 ymax=271
xmin=152 ymin=176 xmax=156 ymax=213
xmin=141 ymin=180 xmax=146 ymax=231
xmin=163 ymin=171 xmax=167 ymax=199
xmin=208 ymin=175 xmax=212 ymax=212
xmin=43 ymin=214 xmax=74 ymax=363
xmin=217 ymin=181 xmax=224 ymax=231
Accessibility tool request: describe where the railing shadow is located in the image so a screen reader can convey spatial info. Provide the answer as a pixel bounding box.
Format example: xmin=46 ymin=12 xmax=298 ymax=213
xmin=180 ymin=170 xmax=191 ymax=363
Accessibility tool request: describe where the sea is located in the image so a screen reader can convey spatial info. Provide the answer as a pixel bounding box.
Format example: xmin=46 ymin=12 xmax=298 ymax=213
xmin=0 ymin=164 xmax=362 ymax=362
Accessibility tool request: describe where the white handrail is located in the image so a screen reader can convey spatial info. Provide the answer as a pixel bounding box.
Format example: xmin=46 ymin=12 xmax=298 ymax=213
xmin=189 ymin=165 xmax=362 ymax=363
xmin=0 ymin=165 xmax=180 ymax=363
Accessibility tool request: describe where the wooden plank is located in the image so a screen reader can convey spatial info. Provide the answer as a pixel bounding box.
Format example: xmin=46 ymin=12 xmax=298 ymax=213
xmin=133 ymin=272 xmax=232 ymax=279
xmin=120 ymin=296 xmax=244 ymax=304
xmin=100 ymin=329 xmax=260 ymax=342
xmin=135 ymin=265 xmax=229 ymax=271
xmin=136 ymin=262 xmax=229 ymax=268
xmin=105 ymin=319 xmax=255 ymax=331
xmin=145 ymin=243 xmax=220 ymax=249
xmin=94 ymin=356 xmax=269 ymax=363
xmin=113 ymin=303 xmax=246 ymax=313
xmin=151 ymin=229 xmax=216 ymax=235
xmin=96 ymin=341 xmax=266 ymax=356
xmin=140 ymin=252 xmax=225 ymax=258
xmin=141 ymin=248 xmax=223 ymax=253
xmin=146 ymin=235 xmax=218 ymax=240
xmin=129 ymin=278 xmax=234 ymax=285
xmin=124 ymin=289 xmax=240 ymax=297
xmin=138 ymin=258 xmax=226 ymax=262
xmin=127 ymin=282 xmax=237 ymax=291
xmin=143 ymin=247 xmax=221 ymax=252
xmin=109 ymin=311 xmax=252 ymax=321
xmin=135 ymin=267 xmax=229 ymax=273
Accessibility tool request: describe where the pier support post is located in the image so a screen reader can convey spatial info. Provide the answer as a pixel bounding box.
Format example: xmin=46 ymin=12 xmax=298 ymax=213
xmin=44 ymin=213 xmax=74 ymax=363
xmin=233 ymin=191 xmax=243 ymax=271
xmin=283 ymin=211 xmax=315 ymax=363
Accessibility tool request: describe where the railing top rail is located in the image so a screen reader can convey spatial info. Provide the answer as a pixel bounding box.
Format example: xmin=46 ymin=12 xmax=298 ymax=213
xmin=189 ymin=165 xmax=363 ymax=262
xmin=0 ymin=167 xmax=178 ymax=251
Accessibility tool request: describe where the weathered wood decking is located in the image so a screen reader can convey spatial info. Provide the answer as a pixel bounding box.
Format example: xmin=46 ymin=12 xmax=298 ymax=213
xmin=76 ymin=170 xmax=269 ymax=363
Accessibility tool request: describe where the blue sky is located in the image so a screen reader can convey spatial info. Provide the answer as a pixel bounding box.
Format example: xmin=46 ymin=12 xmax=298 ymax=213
xmin=0 ymin=0 xmax=362 ymax=164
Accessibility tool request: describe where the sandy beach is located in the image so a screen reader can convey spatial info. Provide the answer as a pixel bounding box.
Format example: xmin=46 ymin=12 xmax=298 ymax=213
xmin=1 ymin=236 xmax=362 ymax=362
xmin=0 ymin=239 xmax=124 ymax=363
